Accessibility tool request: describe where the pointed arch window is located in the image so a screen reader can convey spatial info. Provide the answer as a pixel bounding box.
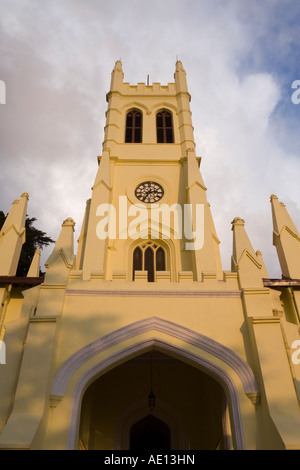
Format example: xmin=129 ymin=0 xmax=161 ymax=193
xmin=125 ymin=109 xmax=142 ymax=143
xmin=133 ymin=242 xmax=166 ymax=282
xmin=156 ymin=110 xmax=174 ymax=143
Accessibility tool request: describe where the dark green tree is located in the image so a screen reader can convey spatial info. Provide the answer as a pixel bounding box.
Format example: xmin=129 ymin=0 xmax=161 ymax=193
xmin=0 ymin=211 xmax=5 ymax=230
xmin=0 ymin=211 xmax=55 ymax=277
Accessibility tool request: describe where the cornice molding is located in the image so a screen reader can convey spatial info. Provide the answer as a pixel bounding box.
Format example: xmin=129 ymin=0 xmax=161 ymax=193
xmin=65 ymin=288 xmax=242 ymax=298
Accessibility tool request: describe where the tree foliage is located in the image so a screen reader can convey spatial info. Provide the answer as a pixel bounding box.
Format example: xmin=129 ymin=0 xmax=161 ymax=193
xmin=0 ymin=211 xmax=5 ymax=230
xmin=0 ymin=211 xmax=55 ymax=277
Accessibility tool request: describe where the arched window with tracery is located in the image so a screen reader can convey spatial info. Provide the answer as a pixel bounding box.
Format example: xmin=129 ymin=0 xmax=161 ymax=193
xmin=125 ymin=109 xmax=142 ymax=143
xmin=156 ymin=110 xmax=174 ymax=143
xmin=133 ymin=242 xmax=166 ymax=282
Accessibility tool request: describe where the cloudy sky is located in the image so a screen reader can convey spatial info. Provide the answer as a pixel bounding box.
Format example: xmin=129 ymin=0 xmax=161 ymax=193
xmin=0 ymin=0 xmax=299 ymax=277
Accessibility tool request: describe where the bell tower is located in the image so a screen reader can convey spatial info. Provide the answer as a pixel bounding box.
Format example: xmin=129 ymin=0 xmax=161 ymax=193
xmin=78 ymin=60 xmax=222 ymax=283
xmin=1 ymin=60 xmax=300 ymax=451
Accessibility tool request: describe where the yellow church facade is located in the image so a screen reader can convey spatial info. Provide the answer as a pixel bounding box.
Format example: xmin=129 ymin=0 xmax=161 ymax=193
xmin=0 ymin=61 xmax=300 ymax=450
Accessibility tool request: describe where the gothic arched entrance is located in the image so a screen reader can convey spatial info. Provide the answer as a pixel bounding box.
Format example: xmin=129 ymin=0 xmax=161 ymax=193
xmin=78 ymin=350 xmax=229 ymax=450
xmin=51 ymin=318 xmax=259 ymax=449
xmin=130 ymin=415 xmax=171 ymax=451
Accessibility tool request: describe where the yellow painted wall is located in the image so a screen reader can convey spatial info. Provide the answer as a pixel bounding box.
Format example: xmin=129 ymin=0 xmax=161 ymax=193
xmin=0 ymin=61 xmax=299 ymax=450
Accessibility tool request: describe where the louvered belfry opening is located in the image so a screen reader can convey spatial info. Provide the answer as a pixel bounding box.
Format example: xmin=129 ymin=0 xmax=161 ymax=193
xmin=125 ymin=109 xmax=142 ymax=143
xmin=156 ymin=110 xmax=174 ymax=143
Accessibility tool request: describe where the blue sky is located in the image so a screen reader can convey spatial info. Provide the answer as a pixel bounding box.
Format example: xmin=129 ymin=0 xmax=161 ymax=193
xmin=240 ymin=2 xmax=300 ymax=153
xmin=0 ymin=0 xmax=299 ymax=276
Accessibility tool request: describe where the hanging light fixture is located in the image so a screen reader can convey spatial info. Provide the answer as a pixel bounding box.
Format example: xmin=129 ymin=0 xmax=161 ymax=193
xmin=148 ymin=390 xmax=156 ymax=408
xmin=148 ymin=352 xmax=156 ymax=408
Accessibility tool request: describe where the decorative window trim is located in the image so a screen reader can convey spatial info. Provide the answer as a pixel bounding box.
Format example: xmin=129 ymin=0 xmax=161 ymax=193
xmin=133 ymin=241 xmax=166 ymax=281
xmin=126 ymin=236 xmax=175 ymax=281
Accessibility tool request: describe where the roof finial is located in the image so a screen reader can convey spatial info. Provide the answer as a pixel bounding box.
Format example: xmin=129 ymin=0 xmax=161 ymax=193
xmin=110 ymin=60 xmax=124 ymax=90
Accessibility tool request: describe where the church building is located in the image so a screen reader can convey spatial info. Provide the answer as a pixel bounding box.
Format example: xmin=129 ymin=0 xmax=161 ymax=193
xmin=0 ymin=61 xmax=300 ymax=450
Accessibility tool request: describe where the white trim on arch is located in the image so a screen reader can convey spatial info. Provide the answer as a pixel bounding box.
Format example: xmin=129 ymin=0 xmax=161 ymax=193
xmin=51 ymin=316 xmax=260 ymax=402
xmin=65 ymin=338 xmax=246 ymax=450
xmin=49 ymin=317 xmax=261 ymax=449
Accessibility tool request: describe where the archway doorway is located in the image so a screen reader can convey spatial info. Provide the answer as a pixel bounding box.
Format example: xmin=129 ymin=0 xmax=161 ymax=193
xmin=130 ymin=415 xmax=171 ymax=451
xmin=78 ymin=350 xmax=231 ymax=450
